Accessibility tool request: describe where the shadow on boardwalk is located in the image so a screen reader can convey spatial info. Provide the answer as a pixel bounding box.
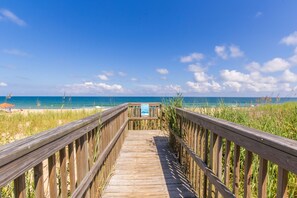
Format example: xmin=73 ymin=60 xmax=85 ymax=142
xmin=153 ymin=136 xmax=197 ymax=198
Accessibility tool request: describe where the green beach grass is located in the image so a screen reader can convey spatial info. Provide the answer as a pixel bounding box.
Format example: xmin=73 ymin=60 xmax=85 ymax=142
xmin=0 ymin=109 xmax=101 ymax=145
xmin=189 ymin=102 xmax=297 ymax=197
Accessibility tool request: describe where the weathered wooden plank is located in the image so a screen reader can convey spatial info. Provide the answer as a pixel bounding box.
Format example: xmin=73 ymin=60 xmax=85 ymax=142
xmin=170 ymin=129 xmax=235 ymax=198
xmin=258 ymin=157 xmax=268 ymax=198
xmin=14 ymin=174 xmax=26 ymax=198
xmin=102 ymin=130 xmax=197 ymax=198
xmin=68 ymin=142 xmax=76 ymax=194
xmin=71 ymin=120 xmax=128 ymax=197
xmin=48 ymin=154 xmax=57 ymax=198
xmin=233 ymin=144 xmax=240 ymax=197
xmin=34 ymin=162 xmax=44 ymax=198
xmin=224 ymin=140 xmax=231 ymax=188
xmin=176 ymin=108 xmax=297 ymax=174
xmin=59 ymin=148 xmax=67 ymax=198
xmin=244 ymin=150 xmax=253 ymax=198
xmin=0 ymin=104 xmax=128 ymax=168
xmin=276 ymin=166 xmax=288 ymax=198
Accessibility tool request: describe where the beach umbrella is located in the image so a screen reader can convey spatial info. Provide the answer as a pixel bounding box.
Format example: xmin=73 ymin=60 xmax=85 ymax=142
xmin=0 ymin=102 xmax=15 ymax=109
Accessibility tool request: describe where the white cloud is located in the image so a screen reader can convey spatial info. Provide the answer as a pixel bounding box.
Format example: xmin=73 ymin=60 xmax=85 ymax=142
xmin=194 ymin=72 xmax=210 ymax=82
xmin=98 ymin=74 xmax=109 ymax=81
xmin=156 ymin=68 xmax=169 ymax=75
xmin=118 ymin=72 xmax=126 ymax=76
xmin=180 ymin=52 xmax=204 ymax=63
xmin=221 ymin=70 xmax=250 ymax=82
xmin=229 ymin=45 xmax=244 ymax=58
xmin=262 ymin=58 xmax=290 ymax=72
xmin=131 ymin=77 xmax=137 ymax=81
xmin=215 ymin=45 xmax=244 ymax=59
xmin=282 ymin=70 xmax=297 ymax=82
xmin=281 ymin=31 xmax=297 ymax=46
xmin=102 ymin=71 xmax=114 ymax=76
xmin=187 ymin=80 xmax=221 ymax=93
xmin=245 ymin=61 xmax=261 ymax=72
xmin=0 ymin=9 xmax=26 ymax=26
xmin=0 ymin=82 xmax=7 ymax=87
xmin=65 ymin=82 xmax=124 ymax=94
xmin=187 ymin=66 xmax=220 ymax=93
xmin=215 ymin=45 xmax=228 ymax=59
xmin=137 ymin=84 xmax=182 ymax=94
xmin=220 ymin=69 xmax=282 ymax=92
xmin=2 ymin=49 xmax=29 ymax=57
xmin=188 ymin=64 xmax=204 ymax=72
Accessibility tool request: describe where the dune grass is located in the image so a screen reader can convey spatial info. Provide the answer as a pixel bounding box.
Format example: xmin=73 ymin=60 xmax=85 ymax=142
xmin=0 ymin=109 xmax=101 ymax=145
xmin=189 ymin=102 xmax=297 ymax=197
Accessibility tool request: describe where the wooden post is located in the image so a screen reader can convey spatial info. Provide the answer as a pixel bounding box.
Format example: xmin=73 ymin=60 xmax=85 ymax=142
xmin=233 ymin=144 xmax=240 ymax=197
xmin=244 ymin=150 xmax=253 ymax=198
xmin=59 ymin=148 xmax=67 ymax=198
xmin=276 ymin=166 xmax=288 ymax=198
xmin=224 ymin=140 xmax=231 ymax=188
xmin=14 ymin=174 xmax=26 ymax=198
xmin=68 ymin=142 xmax=76 ymax=194
xmin=34 ymin=162 xmax=44 ymax=198
xmin=258 ymin=157 xmax=268 ymax=198
xmin=48 ymin=154 xmax=57 ymax=198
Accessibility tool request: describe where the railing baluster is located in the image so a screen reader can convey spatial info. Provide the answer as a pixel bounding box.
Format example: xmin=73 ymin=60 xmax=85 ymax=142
xmin=34 ymin=162 xmax=44 ymax=198
xmin=244 ymin=150 xmax=253 ymax=198
xmin=277 ymin=166 xmax=288 ymax=198
xmin=224 ymin=140 xmax=231 ymax=188
xmin=68 ymin=142 xmax=76 ymax=194
xmin=203 ymin=128 xmax=209 ymax=198
xmin=258 ymin=157 xmax=268 ymax=198
xmin=14 ymin=174 xmax=26 ymax=198
xmin=59 ymin=148 xmax=67 ymax=198
xmin=48 ymin=154 xmax=57 ymax=198
xmin=233 ymin=144 xmax=240 ymax=197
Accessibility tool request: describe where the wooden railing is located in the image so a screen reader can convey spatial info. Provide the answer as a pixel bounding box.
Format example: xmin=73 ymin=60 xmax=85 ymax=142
xmin=128 ymin=103 xmax=162 ymax=130
xmin=0 ymin=103 xmax=128 ymax=198
xmin=169 ymin=108 xmax=297 ymax=198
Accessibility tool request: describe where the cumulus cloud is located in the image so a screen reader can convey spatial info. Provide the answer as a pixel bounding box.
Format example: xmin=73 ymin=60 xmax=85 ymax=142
xmin=156 ymin=68 xmax=169 ymax=75
xmin=131 ymin=78 xmax=137 ymax=81
xmin=65 ymin=82 xmax=124 ymax=94
xmin=281 ymin=31 xmax=297 ymax=46
xmin=187 ymin=64 xmax=221 ymax=93
xmin=0 ymin=82 xmax=7 ymax=87
xmin=187 ymin=81 xmax=221 ymax=93
xmin=188 ymin=64 xmax=204 ymax=72
xmin=215 ymin=45 xmax=228 ymax=59
xmin=215 ymin=45 xmax=244 ymax=59
xmin=98 ymin=74 xmax=109 ymax=81
xmin=220 ymin=69 xmax=284 ymax=92
xmin=137 ymin=84 xmax=182 ymax=94
xmin=2 ymin=49 xmax=29 ymax=57
xmin=282 ymin=70 xmax=297 ymax=82
xmin=246 ymin=58 xmax=291 ymax=73
xmin=102 ymin=71 xmax=114 ymax=76
xmin=0 ymin=9 xmax=26 ymax=26
xmin=262 ymin=58 xmax=290 ymax=72
xmin=180 ymin=52 xmax=204 ymax=63
xmin=229 ymin=45 xmax=244 ymax=58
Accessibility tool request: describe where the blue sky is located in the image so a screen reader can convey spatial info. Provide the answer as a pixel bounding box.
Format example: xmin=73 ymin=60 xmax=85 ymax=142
xmin=0 ymin=0 xmax=297 ymax=96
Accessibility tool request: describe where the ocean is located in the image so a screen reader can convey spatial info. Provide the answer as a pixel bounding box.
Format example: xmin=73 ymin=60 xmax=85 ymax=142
xmin=1 ymin=96 xmax=297 ymax=109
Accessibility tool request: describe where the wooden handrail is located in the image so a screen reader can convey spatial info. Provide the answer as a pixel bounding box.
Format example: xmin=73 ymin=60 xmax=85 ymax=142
xmin=0 ymin=103 xmax=129 ymax=197
xmin=176 ymin=108 xmax=297 ymax=174
xmin=170 ymin=107 xmax=297 ymax=197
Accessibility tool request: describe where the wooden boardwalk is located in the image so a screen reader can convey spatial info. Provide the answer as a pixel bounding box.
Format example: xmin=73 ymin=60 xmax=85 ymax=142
xmin=102 ymin=130 xmax=197 ymax=198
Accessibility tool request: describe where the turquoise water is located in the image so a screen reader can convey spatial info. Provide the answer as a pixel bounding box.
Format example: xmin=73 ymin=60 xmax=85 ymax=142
xmin=1 ymin=96 xmax=297 ymax=109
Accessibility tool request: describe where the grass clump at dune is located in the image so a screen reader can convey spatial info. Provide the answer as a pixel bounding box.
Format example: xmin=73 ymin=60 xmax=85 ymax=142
xmin=0 ymin=109 xmax=101 ymax=145
xmin=190 ymin=102 xmax=297 ymax=197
